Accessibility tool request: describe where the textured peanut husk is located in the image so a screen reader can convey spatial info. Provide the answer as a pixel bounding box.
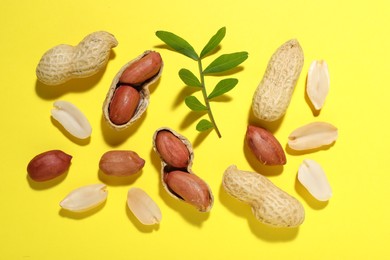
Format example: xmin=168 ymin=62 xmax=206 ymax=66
xmin=103 ymin=50 xmax=163 ymax=130
xmin=152 ymin=127 xmax=214 ymax=212
xmin=36 ymin=31 xmax=118 ymax=86
xmin=252 ymin=39 xmax=304 ymax=121
xmin=223 ymin=165 xmax=305 ymax=227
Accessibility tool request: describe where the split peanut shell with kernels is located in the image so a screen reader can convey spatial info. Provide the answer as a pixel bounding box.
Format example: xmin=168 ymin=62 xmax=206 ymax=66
xmin=152 ymin=127 xmax=213 ymax=212
xmin=103 ymin=51 xmax=163 ymax=130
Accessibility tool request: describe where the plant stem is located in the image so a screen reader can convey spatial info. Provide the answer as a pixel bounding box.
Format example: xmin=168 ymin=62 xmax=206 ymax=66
xmin=197 ymin=59 xmax=222 ymax=138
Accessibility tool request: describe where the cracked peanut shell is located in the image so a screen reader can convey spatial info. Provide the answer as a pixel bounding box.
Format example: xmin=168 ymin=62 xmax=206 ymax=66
xmin=103 ymin=50 xmax=163 ymax=130
xmin=152 ymin=127 xmax=213 ymax=212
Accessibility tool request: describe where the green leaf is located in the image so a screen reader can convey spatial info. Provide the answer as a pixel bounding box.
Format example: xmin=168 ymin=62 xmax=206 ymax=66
xmin=203 ymin=52 xmax=248 ymax=74
xmin=185 ymin=96 xmax=207 ymax=111
xmin=179 ymin=69 xmax=202 ymax=87
xmin=200 ymin=27 xmax=226 ymax=58
xmin=208 ymin=78 xmax=238 ymax=99
xmin=155 ymin=31 xmax=199 ymax=60
xmin=196 ymin=119 xmax=214 ymax=132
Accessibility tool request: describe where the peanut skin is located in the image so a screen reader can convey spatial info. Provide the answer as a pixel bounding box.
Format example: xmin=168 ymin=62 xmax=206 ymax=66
xmin=155 ymin=130 xmax=190 ymax=168
xmin=246 ymin=125 xmax=286 ymax=165
xmin=119 ymin=51 xmax=162 ymax=85
xmin=109 ymin=85 xmax=140 ymax=125
xmin=27 ymin=150 xmax=72 ymax=182
xmin=165 ymin=170 xmax=211 ymax=212
xmin=99 ymin=150 xmax=145 ymax=177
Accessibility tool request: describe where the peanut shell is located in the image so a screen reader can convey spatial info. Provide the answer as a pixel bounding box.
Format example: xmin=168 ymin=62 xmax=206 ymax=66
xmin=223 ymin=165 xmax=305 ymax=228
xmin=252 ymin=39 xmax=304 ymax=121
xmin=152 ymin=127 xmax=213 ymax=212
xmin=103 ymin=50 xmax=163 ymax=130
xmin=36 ymin=31 xmax=118 ymax=85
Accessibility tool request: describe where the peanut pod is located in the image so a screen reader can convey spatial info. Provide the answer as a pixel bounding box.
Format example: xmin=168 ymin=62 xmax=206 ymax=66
xmin=252 ymin=39 xmax=304 ymax=121
xmin=103 ymin=51 xmax=163 ymax=130
xmin=223 ymin=165 xmax=305 ymax=228
xmin=36 ymin=31 xmax=118 ymax=85
xmin=152 ymin=127 xmax=213 ymax=212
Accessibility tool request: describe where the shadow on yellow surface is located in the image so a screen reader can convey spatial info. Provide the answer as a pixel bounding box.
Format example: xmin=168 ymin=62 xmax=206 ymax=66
xmin=26 ymin=170 xmax=69 ymax=190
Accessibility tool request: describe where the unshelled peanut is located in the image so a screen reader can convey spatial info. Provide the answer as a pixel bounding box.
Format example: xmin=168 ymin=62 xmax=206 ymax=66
xmin=223 ymin=165 xmax=305 ymax=228
xmin=252 ymin=39 xmax=304 ymax=121
xmin=36 ymin=31 xmax=118 ymax=85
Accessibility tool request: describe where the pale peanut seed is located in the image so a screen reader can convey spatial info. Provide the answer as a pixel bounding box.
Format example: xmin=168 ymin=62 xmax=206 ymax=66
xmin=60 ymin=184 xmax=108 ymax=212
xmin=127 ymin=188 xmax=162 ymax=225
xmin=306 ymin=60 xmax=330 ymax=110
xmin=288 ymin=121 xmax=338 ymax=151
xmin=298 ymin=159 xmax=332 ymax=201
xmin=51 ymin=100 xmax=92 ymax=139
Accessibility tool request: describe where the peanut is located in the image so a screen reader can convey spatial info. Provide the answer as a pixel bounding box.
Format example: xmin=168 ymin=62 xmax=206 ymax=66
xmin=152 ymin=127 xmax=213 ymax=212
xmin=27 ymin=150 xmax=72 ymax=182
xmin=155 ymin=130 xmax=190 ymax=169
xmin=306 ymin=60 xmax=330 ymax=110
xmin=298 ymin=159 xmax=332 ymax=201
xmin=99 ymin=150 xmax=145 ymax=177
xmin=127 ymin=187 xmax=162 ymax=225
xmin=60 ymin=183 xmax=108 ymax=212
xmin=51 ymin=100 xmax=92 ymax=139
xmin=36 ymin=31 xmax=118 ymax=85
xmin=252 ymin=39 xmax=304 ymax=121
xmin=246 ymin=125 xmax=286 ymax=165
xmin=164 ymin=170 xmax=211 ymax=212
xmin=108 ymin=85 xmax=141 ymax=125
xmin=119 ymin=51 xmax=162 ymax=85
xmin=103 ymin=50 xmax=163 ymax=130
xmin=222 ymin=165 xmax=305 ymax=228
xmin=287 ymin=121 xmax=338 ymax=151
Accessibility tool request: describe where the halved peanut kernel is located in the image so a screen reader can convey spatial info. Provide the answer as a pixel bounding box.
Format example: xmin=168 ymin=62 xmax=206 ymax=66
xmin=288 ymin=122 xmax=338 ymax=151
xmin=51 ymin=100 xmax=92 ymax=139
xmin=60 ymin=184 xmax=108 ymax=212
xmin=298 ymin=159 xmax=332 ymax=201
xmin=127 ymin=188 xmax=162 ymax=225
xmin=306 ymin=60 xmax=330 ymax=110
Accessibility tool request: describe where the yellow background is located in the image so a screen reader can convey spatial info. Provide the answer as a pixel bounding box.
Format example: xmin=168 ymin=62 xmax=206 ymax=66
xmin=1 ymin=0 xmax=389 ymax=259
